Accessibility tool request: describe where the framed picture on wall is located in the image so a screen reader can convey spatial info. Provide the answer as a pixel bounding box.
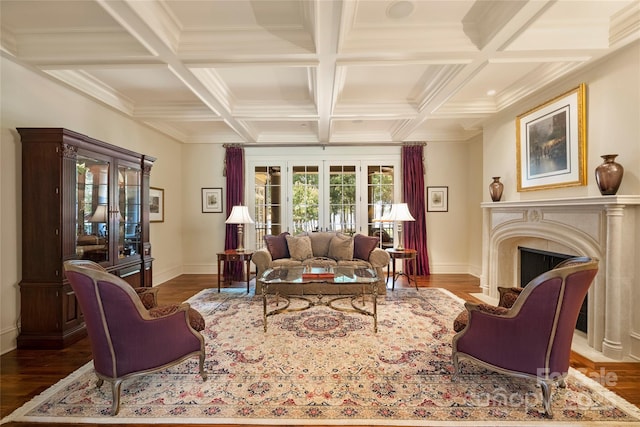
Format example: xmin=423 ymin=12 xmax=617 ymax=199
xmin=427 ymin=186 xmax=448 ymax=212
xmin=149 ymin=187 xmax=164 ymax=222
xmin=516 ymin=84 xmax=587 ymax=191
xmin=202 ymin=187 xmax=223 ymax=213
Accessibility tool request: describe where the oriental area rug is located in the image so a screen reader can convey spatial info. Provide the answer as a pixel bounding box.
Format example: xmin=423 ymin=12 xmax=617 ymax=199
xmin=3 ymin=288 xmax=640 ymax=425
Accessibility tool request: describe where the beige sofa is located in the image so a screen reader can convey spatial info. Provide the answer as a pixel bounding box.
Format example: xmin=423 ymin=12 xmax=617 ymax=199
xmin=253 ymin=231 xmax=390 ymax=294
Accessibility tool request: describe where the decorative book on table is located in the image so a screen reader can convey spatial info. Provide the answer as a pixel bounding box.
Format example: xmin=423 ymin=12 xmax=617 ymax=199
xmin=302 ymin=272 xmax=335 ymax=280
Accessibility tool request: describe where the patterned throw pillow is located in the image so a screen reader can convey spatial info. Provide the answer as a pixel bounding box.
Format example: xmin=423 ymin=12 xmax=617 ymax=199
xmin=328 ymin=233 xmax=354 ymax=261
xmin=353 ymin=234 xmax=379 ymax=260
xmin=264 ymin=232 xmax=290 ymax=260
xmin=148 ymin=305 xmax=206 ymax=332
xmin=452 ymin=304 xmax=509 ymax=332
xmin=286 ymin=235 xmax=313 ymax=260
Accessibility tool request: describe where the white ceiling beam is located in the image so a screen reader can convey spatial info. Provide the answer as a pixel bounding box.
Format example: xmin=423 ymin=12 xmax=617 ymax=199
xmin=315 ymin=0 xmax=343 ymax=143
xmin=96 ymin=0 xmax=257 ymax=142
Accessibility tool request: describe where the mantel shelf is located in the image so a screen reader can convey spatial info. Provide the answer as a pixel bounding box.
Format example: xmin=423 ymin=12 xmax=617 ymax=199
xmin=481 ymin=195 xmax=640 ymax=209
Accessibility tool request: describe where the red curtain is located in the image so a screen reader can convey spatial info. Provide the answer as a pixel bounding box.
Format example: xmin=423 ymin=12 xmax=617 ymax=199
xmin=224 ymin=146 xmax=245 ymax=280
xmin=402 ymin=144 xmax=430 ymax=275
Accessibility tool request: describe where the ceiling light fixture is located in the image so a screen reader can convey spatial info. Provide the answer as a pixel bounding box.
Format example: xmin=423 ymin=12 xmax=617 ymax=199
xmin=486 ymin=89 xmax=497 ymax=96
xmin=386 ymin=1 xmax=415 ymax=19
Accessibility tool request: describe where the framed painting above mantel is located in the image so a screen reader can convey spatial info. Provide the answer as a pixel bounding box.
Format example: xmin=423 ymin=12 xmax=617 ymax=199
xmin=516 ymin=84 xmax=587 ymax=192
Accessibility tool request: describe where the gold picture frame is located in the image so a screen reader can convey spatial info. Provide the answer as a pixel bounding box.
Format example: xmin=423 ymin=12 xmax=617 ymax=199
xmin=516 ymin=84 xmax=587 ymax=192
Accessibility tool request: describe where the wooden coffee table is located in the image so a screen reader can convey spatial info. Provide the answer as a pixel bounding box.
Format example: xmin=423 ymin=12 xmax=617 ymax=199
xmin=259 ymin=266 xmax=379 ymax=332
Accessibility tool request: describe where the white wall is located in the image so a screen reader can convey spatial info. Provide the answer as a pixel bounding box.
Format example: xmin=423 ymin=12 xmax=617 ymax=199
xmin=0 ymin=55 xmax=184 ymax=353
xmin=180 ymin=143 xmax=228 ymax=275
xmin=425 ymin=140 xmax=483 ymax=274
xmin=483 ymin=41 xmax=640 ymax=201
xmin=481 ymin=41 xmax=640 ymax=359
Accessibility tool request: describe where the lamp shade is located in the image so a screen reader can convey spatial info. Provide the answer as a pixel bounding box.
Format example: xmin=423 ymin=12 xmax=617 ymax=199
xmin=386 ymin=203 xmax=415 ymax=222
xmin=225 ymin=205 xmax=254 ymax=224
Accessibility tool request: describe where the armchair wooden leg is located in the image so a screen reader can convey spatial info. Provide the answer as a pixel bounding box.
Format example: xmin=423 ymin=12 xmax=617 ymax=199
xmin=110 ymin=379 xmax=123 ymax=416
xmin=451 ymin=353 xmax=460 ymax=381
xmin=558 ymin=375 xmax=567 ymax=388
xmin=540 ymin=380 xmax=554 ymax=418
xmin=199 ymin=350 xmax=208 ymax=381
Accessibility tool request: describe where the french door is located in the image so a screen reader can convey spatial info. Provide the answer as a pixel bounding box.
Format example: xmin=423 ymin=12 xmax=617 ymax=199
xmin=248 ymin=157 xmax=398 ymax=250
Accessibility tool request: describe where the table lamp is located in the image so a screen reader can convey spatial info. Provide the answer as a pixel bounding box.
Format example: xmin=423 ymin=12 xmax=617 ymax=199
xmin=225 ymin=205 xmax=254 ymax=252
xmin=386 ymin=203 xmax=415 ymax=250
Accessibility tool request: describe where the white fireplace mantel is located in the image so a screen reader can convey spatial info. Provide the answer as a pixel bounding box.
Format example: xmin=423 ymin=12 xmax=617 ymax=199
xmin=481 ymin=195 xmax=640 ymax=361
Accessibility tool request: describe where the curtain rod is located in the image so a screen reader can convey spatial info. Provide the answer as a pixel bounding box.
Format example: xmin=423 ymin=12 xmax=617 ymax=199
xmin=233 ymin=142 xmax=426 ymax=148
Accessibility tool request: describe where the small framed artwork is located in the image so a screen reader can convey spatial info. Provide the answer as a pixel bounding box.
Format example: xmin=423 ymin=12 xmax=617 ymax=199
xmin=427 ymin=186 xmax=448 ymax=212
xmin=149 ymin=187 xmax=164 ymax=222
xmin=202 ymin=187 xmax=223 ymax=213
xmin=516 ymin=84 xmax=587 ymax=192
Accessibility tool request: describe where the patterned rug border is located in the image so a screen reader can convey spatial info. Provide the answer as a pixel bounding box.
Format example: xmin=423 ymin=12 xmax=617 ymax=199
xmin=3 ymin=287 xmax=640 ymax=426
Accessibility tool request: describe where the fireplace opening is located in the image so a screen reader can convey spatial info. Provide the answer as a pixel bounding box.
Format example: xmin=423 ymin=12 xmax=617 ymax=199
xmin=519 ymin=247 xmax=587 ymax=333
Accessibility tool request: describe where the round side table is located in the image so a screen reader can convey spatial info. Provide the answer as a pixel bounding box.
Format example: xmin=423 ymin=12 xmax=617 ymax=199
xmin=217 ymin=250 xmax=254 ymax=293
xmin=385 ymin=248 xmax=418 ymax=290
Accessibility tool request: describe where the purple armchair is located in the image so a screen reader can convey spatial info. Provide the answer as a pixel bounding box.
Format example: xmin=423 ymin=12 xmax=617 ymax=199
xmin=451 ymin=257 xmax=598 ymax=417
xmin=63 ymin=260 xmax=207 ymax=415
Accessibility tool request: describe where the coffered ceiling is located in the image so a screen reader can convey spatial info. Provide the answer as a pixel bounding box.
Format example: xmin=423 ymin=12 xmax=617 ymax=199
xmin=2 ymin=0 xmax=638 ymax=145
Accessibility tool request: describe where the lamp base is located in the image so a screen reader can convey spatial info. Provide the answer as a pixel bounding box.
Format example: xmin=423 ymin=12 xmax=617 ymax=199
xmin=395 ymin=227 xmax=404 ymax=250
xmin=236 ymin=226 xmax=245 ymax=252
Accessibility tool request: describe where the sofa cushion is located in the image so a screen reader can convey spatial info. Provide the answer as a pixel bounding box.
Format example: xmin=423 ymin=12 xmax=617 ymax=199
xmin=307 ymin=232 xmax=335 ymax=257
xmin=302 ymin=257 xmax=337 ymax=268
xmin=272 ymin=258 xmax=303 ymax=269
xmin=353 ymin=234 xmax=379 ymax=260
xmin=286 ymin=234 xmax=313 ymax=260
xmin=328 ymin=233 xmax=354 ymax=261
xmin=337 ymin=259 xmax=372 ymax=269
xmin=264 ymin=232 xmax=290 ymax=260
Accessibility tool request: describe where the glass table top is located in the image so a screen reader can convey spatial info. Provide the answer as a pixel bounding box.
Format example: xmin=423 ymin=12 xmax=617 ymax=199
xmin=260 ymin=266 xmax=377 ymax=284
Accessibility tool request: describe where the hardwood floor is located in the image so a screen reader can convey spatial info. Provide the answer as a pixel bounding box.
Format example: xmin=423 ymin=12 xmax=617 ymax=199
xmin=2 ymin=273 xmax=638 ymax=427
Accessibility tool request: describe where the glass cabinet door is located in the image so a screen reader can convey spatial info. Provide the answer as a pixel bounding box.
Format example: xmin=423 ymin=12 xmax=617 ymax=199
xmin=117 ymin=163 xmax=142 ymax=261
xmin=76 ymin=155 xmax=110 ymax=263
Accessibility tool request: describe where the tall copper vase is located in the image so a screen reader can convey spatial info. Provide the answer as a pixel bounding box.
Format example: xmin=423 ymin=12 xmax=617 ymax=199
xmin=595 ymin=154 xmax=624 ymax=195
xmin=489 ymin=177 xmax=504 ymax=202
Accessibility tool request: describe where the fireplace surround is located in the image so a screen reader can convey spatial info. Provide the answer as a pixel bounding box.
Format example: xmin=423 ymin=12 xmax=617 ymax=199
xmin=481 ymin=196 xmax=640 ymax=361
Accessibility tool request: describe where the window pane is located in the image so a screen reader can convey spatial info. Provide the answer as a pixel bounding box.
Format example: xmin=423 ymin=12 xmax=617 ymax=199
xmin=292 ymin=165 xmax=319 ymax=234
xmin=329 ymin=165 xmax=356 ymax=234
xmin=254 ymin=166 xmax=282 ymax=248
xmin=367 ymin=165 xmax=394 ymax=247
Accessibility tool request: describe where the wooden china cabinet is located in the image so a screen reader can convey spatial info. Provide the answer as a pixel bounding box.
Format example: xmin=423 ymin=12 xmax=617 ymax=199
xmin=17 ymin=128 xmax=156 ymax=349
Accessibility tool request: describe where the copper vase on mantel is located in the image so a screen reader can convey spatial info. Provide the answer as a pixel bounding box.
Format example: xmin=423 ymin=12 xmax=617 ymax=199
xmin=489 ymin=177 xmax=504 ymax=202
xmin=595 ymin=154 xmax=624 ymax=195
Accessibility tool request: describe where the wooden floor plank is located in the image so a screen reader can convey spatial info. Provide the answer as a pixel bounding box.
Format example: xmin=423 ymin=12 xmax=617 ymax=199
xmin=2 ymin=273 xmax=638 ymax=426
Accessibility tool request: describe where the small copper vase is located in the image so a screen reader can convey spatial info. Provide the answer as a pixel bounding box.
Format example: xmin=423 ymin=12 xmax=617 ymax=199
xmin=489 ymin=177 xmax=504 ymax=202
xmin=595 ymin=154 xmax=624 ymax=195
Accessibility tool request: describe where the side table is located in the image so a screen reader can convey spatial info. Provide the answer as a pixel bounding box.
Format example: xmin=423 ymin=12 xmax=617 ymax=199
xmin=217 ymin=250 xmax=254 ymax=293
xmin=385 ymin=248 xmax=418 ymax=290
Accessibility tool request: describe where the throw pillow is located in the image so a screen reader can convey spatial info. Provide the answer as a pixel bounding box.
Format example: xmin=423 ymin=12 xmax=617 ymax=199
xmin=264 ymin=232 xmax=290 ymax=260
xmin=309 ymin=232 xmax=334 ymax=257
xmin=148 ymin=305 xmax=206 ymax=332
xmin=286 ymin=235 xmax=313 ymax=260
xmin=353 ymin=234 xmax=379 ymax=260
xmin=328 ymin=233 xmax=354 ymax=261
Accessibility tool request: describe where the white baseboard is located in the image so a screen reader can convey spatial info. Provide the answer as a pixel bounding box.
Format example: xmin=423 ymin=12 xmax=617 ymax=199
xmin=1 ymin=326 xmax=18 ymax=355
